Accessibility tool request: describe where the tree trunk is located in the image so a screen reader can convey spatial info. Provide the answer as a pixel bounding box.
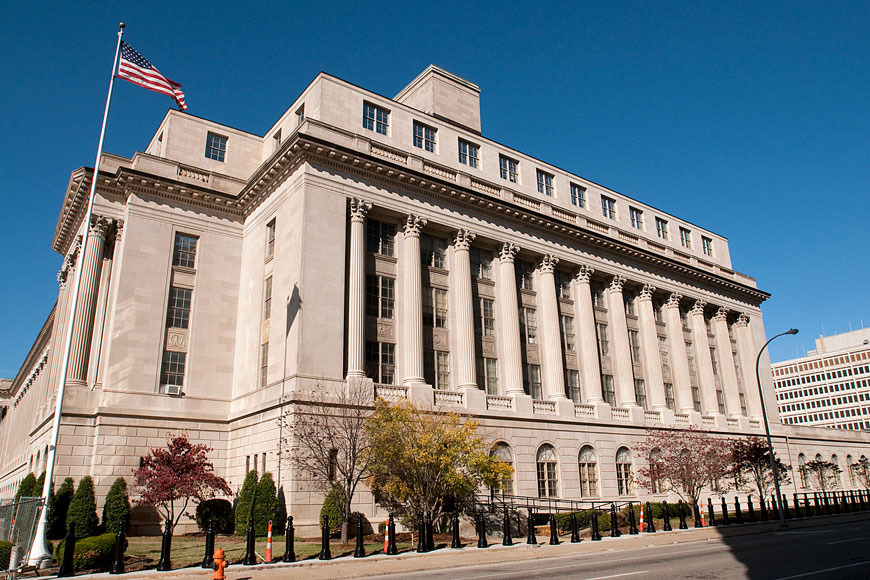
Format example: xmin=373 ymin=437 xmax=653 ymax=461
xmin=340 ymin=519 xmax=349 ymax=545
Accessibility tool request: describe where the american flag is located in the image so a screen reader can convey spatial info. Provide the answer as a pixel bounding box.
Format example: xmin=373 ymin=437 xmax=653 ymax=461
xmin=118 ymin=41 xmax=187 ymax=110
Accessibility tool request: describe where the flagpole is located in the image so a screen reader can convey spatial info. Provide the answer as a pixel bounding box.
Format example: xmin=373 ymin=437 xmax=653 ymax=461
xmin=28 ymin=22 xmax=125 ymax=567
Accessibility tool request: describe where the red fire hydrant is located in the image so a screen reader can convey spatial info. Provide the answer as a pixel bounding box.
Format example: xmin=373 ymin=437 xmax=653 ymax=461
xmin=212 ymin=548 xmax=227 ymax=580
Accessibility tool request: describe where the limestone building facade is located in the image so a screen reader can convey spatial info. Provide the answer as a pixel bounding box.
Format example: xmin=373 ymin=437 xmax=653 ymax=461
xmin=2 ymin=66 xmax=868 ymax=528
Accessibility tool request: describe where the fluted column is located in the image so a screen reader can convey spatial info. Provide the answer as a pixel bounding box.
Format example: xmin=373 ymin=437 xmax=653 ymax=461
xmin=637 ymin=285 xmax=667 ymax=409
xmin=497 ymin=243 xmax=524 ymax=394
xmin=664 ymin=293 xmax=694 ymax=412
xmin=402 ymin=215 xmax=427 ymax=385
xmin=346 ymin=198 xmax=370 ymax=378
xmin=537 ymin=255 xmax=566 ymax=400
xmin=688 ymin=299 xmax=719 ymax=415
xmin=68 ymin=217 xmax=109 ymax=384
xmin=573 ymin=266 xmax=603 ymax=402
xmin=712 ymin=307 xmax=742 ymax=417
xmin=453 ymin=230 xmax=477 ymax=390
xmin=607 ymin=275 xmax=637 ymax=407
xmin=733 ymin=313 xmax=763 ymax=418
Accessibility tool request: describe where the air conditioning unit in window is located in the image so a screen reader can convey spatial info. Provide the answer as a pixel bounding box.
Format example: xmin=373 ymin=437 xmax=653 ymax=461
xmin=165 ymin=385 xmax=182 ymax=396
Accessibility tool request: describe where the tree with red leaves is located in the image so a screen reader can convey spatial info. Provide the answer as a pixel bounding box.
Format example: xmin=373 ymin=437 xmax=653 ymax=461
xmin=636 ymin=426 xmax=734 ymax=503
xmin=133 ymin=432 xmax=231 ymax=531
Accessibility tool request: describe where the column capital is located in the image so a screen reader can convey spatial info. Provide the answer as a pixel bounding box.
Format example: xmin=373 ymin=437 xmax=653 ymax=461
xmin=112 ymin=219 xmax=124 ymax=243
xmin=453 ymin=229 xmax=476 ymax=251
xmin=498 ymin=242 xmax=520 ymax=263
xmin=713 ymin=306 xmax=729 ymax=322
xmin=639 ymin=284 xmax=656 ymax=301
xmin=539 ymin=254 xmax=559 ymax=274
xmin=88 ymin=215 xmax=110 ymax=238
xmin=57 ymin=270 xmax=68 ymax=288
xmin=734 ymin=313 xmax=751 ymax=327
xmin=349 ymin=198 xmax=371 ymax=222
xmin=691 ymin=299 xmax=707 ymax=315
xmin=609 ymin=275 xmax=626 ymax=292
xmin=666 ymin=292 xmax=682 ymax=308
xmin=403 ymin=214 xmax=427 ymax=236
xmin=64 ymin=235 xmax=83 ymax=271
xmin=574 ymin=264 xmax=595 ymax=283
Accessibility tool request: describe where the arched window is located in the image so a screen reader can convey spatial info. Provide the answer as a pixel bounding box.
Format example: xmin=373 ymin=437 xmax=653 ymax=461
xmin=536 ymin=445 xmax=559 ymax=498
xmin=616 ymin=447 xmax=633 ymax=496
xmin=490 ymin=443 xmax=514 ymax=495
xmin=798 ymin=454 xmax=808 ymax=488
xmin=846 ymin=455 xmax=855 ymax=487
xmin=578 ymin=446 xmax=598 ymax=498
xmin=649 ymin=447 xmax=664 ymax=493
xmin=831 ymin=455 xmax=842 ymax=488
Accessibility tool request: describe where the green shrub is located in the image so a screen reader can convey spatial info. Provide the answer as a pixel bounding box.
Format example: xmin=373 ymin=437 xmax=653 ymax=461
xmin=14 ymin=473 xmax=37 ymax=501
xmin=274 ymin=486 xmax=287 ymax=535
xmin=35 ymin=472 xmax=45 ymax=498
xmin=48 ymin=478 xmax=75 ymax=540
xmin=234 ymin=471 xmax=259 ymax=536
xmin=67 ymin=476 xmax=99 ymax=538
xmin=196 ymin=499 xmax=234 ymax=534
xmin=53 ymin=533 xmax=121 ymax=572
xmin=253 ymin=473 xmax=279 ymax=536
xmin=319 ymin=483 xmax=344 ymax=533
xmin=0 ymin=540 xmax=13 ymax=570
xmin=101 ymin=478 xmax=130 ymax=535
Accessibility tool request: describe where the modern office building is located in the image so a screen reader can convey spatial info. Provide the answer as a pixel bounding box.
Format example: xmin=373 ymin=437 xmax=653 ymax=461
xmin=2 ymin=66 xmax=868 ymax=531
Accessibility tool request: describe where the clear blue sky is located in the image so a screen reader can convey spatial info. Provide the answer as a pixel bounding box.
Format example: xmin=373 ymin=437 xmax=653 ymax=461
xmin=1 ymin=1 xmax=868 ymax=377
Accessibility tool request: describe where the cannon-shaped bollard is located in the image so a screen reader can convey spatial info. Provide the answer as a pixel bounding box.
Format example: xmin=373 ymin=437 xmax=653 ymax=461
xmin=644 ymin=502 xmax=656 ymax=533
xmin=110 ymin=518 xmax=127 ymax=574
xmin=527 ymin=510 xmax=538 ymax=545
xmin=759 ymin=496 xmax=769 ymax=521
xmin=814 ymin=492 xmax=822 ymax=516
xmin=354 ymin=515 xmax=366 ymax=558
xmin=782 ymin=495 xmax=790 ymax=519
xmin=662 ymin=501 xmax=672 ymax=532
xmin=610 ymin=503 xmax=621 ymax=537
xmin=426 ymin=511 xmax=435 ymax=551
xmin=417 ymin=513 xmax=427 ymax=553
xmin=503 ymin=509 xmax=514 ymax=546
xmin=319 ymin=514 xmax=332 ymax=560
xmin=570 ymin=512 xmax=580 ymax=543
xmin=822 ymin=491 xmax=831 ymax=515
xmin=678 ymin=500 xmax=688 ymax=529
xmin=591 ymin=511 xmax=602 ymax=541
xmin=693 ymin=501 xmax=703 ymax=528
xmin=477 ymin=512 xmax=489 ymax=548
xmin=450 ymin=512 xmax=460 ymax=549
xmin=771 ymin=494 xmax=780 ymax=519
xmin=283 ymin=516 xmax=296 ymax=562
xmin=243 ymin=517 xmax=257 ymax=565
xmin=840 ymin=491 xmax=848 ymax=513
xmin=548 ymin=513 xmax=559 ymax=545
xmin=58 ymin=523 xmax=76 ymax=578
xmin=201 ymin=519 xmax=215 ymax=569
xmin=734 ymin=497 xmax=744 ymax=524
xmin=707 ymin=498 xmax=716 ymax=527
xmin=747 ymin=495 xmax=756 ymax=522
xmin=803 ymin=494 xmax=812 ymax=518
xmin=720 ymin=497 xmax=730 ymax=525
xmin=793 ymin=494 xmax=802 ymax=518
xmin=157 ymin=519 xmax=173 ymax=571
xmin=628 ymin=502 xmax=638 ymax=535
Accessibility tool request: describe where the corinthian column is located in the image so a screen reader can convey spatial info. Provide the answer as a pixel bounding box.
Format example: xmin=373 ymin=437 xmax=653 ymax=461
xmin=452 ymin=229 xmax=477 ymax=390
xmin=402 ymin=215 xmax=427 ymax=385
xmin=712 ymin=307 xmax=742 ymax=417
xmin=733 ymin=313 xmax=762 ymax=418
xmin=688 ymin=299 xmax=719 ymax=415
xmin=664 ymin=293 xmax=694 ymax=413
xmin=537 ymin=255 xmax=566 ymax=400
xmin=573 ymin=266 xmax=603 ymax=402
xmin=637 ymin=285 xmax=667 ymax=409
xmin=68 ymin=217 xmax=109 ymax=384
xmin=346 ymin=198 xmax=370 ymax=378
xmin=607 ymin=275 xmax=637 ymax=407
xmin=497 ymin=243 xmax=524 ymax=394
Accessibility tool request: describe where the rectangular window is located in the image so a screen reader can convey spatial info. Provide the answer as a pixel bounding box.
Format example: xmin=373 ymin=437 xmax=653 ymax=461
xmin=601 ymin=374 xmax=615 ymax=405
xmin=265 ymin=218 xmax=276 ymax=260
xmin=365 ymin=341 xmax=395 ymax=384
xmin=516 ymin=260 xmax=534 ymax=291
xmin=520 ymin=307 xmax=537 ymax=344
xmin=421 ymin=234 xmax=447 ymax=268
xmin=499 ymin=154 xmax=518 ymax=183
xmin=691 ymin=385 xmax=702 ymax=412
xmin=555 ymin=271 xmax=572 ymax=300
xmin=436 ymin=351 xmax=450 ymax=390
xmin=601 ymin=196 xmax=616 ymax=219
xmin=473 ymin=298 xmax=495 ymax=337
xmin=664 ymin=383 xmax=676 ymax=411
xmin=565 ymin=369 xmax=580 ymax=402
xmin=160 ymin=351 xmax=186 ymax=393
xmin=591 ymin=281 xmax=607 ymax=309
xmin=413 ymin=121 xmax=436 ymax=152
xmin=172 ymin=233 xmax=198 ymax=268
xmin=536 ymin=170 xmax=554 ymax=196
xmin=716 ymin=387 xmax=726 ymax=415
xmin=655 ymin=217 xmax=669 ymax=240
xmin=525 ymin=364 xmax=542 ymax=400
xmin=680 ymin=227 xmax=692 ymax=249
xmin=561 ymin=315 xmax=575 ymax=351
xmin=458 ymin=139 xmax=479 ymax=168
xmin=570 ymin=183 xmax=586 ymax=208
xmin=596 ymin=322 xmax=609 ymax=357
xmin=423 ymin=287 xmax=448 ymax=328
xmin=366 ymin=220 xmax=396 ymax=256
xmin=296 ymin=104 xmax=305 ymax=125
xmin=634 ymin=379 xmax=647 ymax=409
xmin=476 ymin=357 xmax=499 ymax=395
xmin=366 ymin=275 xmax=395 ymax=318
xmin=710 ymin=346 xmax=719 ymax=376
xmin=363 ymin=102 xmax=389 ymax=135
xmin=629 ymin=330 xmax=641 ymax=363
xmin=629 ymin=207 xmax=644 ymax=230
xmin=204 ymin=132 xmax=227 ymax=162
xmin=470 ymin=247 xmax=493 ymax=280
xmin=702 ymin=236 xmax=714 ymax=257
xmin=263 ymin=276 xmax=273 ymax=321
xmin=258 ymin=342 xmax=269 ymax=388
xmin=166 ymin=287 xmax=192 ymax=329
xmin=659 ymin=336 xmax=670 ymax=367
xmin=272 ymin=130 xmax=282 ymax=152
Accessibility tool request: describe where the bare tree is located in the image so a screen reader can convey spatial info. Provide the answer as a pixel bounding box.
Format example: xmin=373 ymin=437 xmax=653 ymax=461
xmin=850 ymin=456 xmax=870 ymax=489
xmin=280 ymin=377 xmax=373 ymax=544
xmin=729 ymin=437 xmax=791 ymax=499
xmin=804 ymin=459 xmax=842 ymax=491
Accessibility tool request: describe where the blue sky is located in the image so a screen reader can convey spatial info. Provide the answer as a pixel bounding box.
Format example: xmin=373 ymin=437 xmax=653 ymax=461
xmin=1 ymin=1 xmax=868 ymax=376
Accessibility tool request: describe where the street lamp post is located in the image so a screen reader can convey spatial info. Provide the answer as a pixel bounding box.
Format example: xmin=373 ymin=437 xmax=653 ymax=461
xmin=755 ymin=328 xmax=798 ymax=528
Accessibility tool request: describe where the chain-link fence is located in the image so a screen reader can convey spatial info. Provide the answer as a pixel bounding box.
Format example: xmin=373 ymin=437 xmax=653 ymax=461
xmin=0 ymin=497 xmax=44 ymax=572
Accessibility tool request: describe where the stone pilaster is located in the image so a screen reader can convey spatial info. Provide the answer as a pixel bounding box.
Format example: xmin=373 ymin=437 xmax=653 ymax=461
xmin=664 ymin=293 xmax=694 ymax=413
xmin=68 ymin=217 xmax=109 ymax=384
xmin=637 ymin=284 xmax=667 ymax=409
xmin=712 ymin=307 xmax=742 ymax=417
xmin=497 ymin=243 xmax=524 ymax=394
xmin=452 ymin=229 xmax=477 ymax=390
xmin=537 ymin=255 xmax=566 ymax=400
xmin=607 ymin=275 xmax=637 ymax=407
xmin=688 ymin=299 xmax=719 ymax=415
xmin=401 ymin=215 xmax=427 ymax=385
xmin=346 ymin=198 xmax=370 ymax=378
xmin=734 ymin=313 xmax=763 ymax=419
xmin=573 ymin=266 xmax=603 ymax=403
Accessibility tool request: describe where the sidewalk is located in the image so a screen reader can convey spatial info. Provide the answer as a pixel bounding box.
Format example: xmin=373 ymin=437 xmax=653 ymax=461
xmin=68 ymin=511 xmax=870 ymax=580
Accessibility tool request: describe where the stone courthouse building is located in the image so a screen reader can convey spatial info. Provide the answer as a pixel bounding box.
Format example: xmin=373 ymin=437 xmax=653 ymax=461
xmin=2 ymin=66 xmax=868 ymax=529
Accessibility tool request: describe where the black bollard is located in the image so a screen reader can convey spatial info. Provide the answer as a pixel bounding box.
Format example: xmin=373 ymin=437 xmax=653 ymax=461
xmin=803 ymin=494 xmax=812 ymax=518
xmin=354 ymin=515 xmax=366 ymax=558
xmin=759 ymin=496 xmax=769 ymax=521
xmin=243 ymin=517 xmax=257 ymax=565
xmin=771 ymin=494 xmax=779 ymax=520
xmin=793 ymin=494 xmax=802 ymax=518
xmin=747 ymin=495 xmax=756 ymax=522
xmin=841 ymin=491 xmax=849 ymax=513
xmin=548 ymin=513 xmax=559 ymax=545
xmin=782 ymin=495 xmax=790 ymax=519
xmin=503 ymin=510 xmax=513 ymax=546
xmin=662 ymin=501 xmax=672 ymax=532
xmin=734 ymin=497 xmax=744 ymax=524
xmin=693 ymin=501 xmax=703 ymax=528
xmin=319 ymin=514 xmax=332 ymax=560
xmin=852 ymin=490 xmax=859 ymax=511
xmin=645 ymin=502 xmax=656 ymax=533
xmin=283 ymin=516 xmax=296 ymax=562
xmin=110 ymin=518 xmax=127 ymax=574
xmin=610 ymin=503 xmax=621 ymax=537
xmin=527 ymin=510 xmax=537 ymax=545
xmin=570 ymin=512 xmax=580 ymax=543
xmin=814 ymin=492 xmax=822 ymax=516
xmin=449 ymin=512 xmax=460 ymax=550
xmin=628 ymin=502 xmax=639 ymax=535
xmin=707 ymin=498 xmax=716 ymax=527
xmin=156 ymin=519 xmax=173 ymax=571
xmin=823 ymin=491 xmax=831 ymax=515
xmin=58 ymin=523 xmax=76 ymax=578
xmin=678 ymin=500 xmax=688 ymax=529
xmin=591 ymin=511 xmax=602 ymax=541
xmin=720 ymin=497 xmax=730 ymax=525
xmin=417 ymin=513 xmax=427 ymax=553
xmin=201 ymin=519 xmax=215 ymax=569
xmin=477 ymin=513 xmax=489 ymax=548
xmin=426 ymin=511 xmax=435 ymax=551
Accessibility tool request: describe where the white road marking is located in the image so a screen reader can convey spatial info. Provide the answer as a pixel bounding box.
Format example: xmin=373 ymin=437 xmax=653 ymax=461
xmin=822 ymin=536 xmax=865 ymax=545
xmin=773 ymin=561 xmax=870 ymax=579
xmin=583 ymin=572 xmax=648 ymax=580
